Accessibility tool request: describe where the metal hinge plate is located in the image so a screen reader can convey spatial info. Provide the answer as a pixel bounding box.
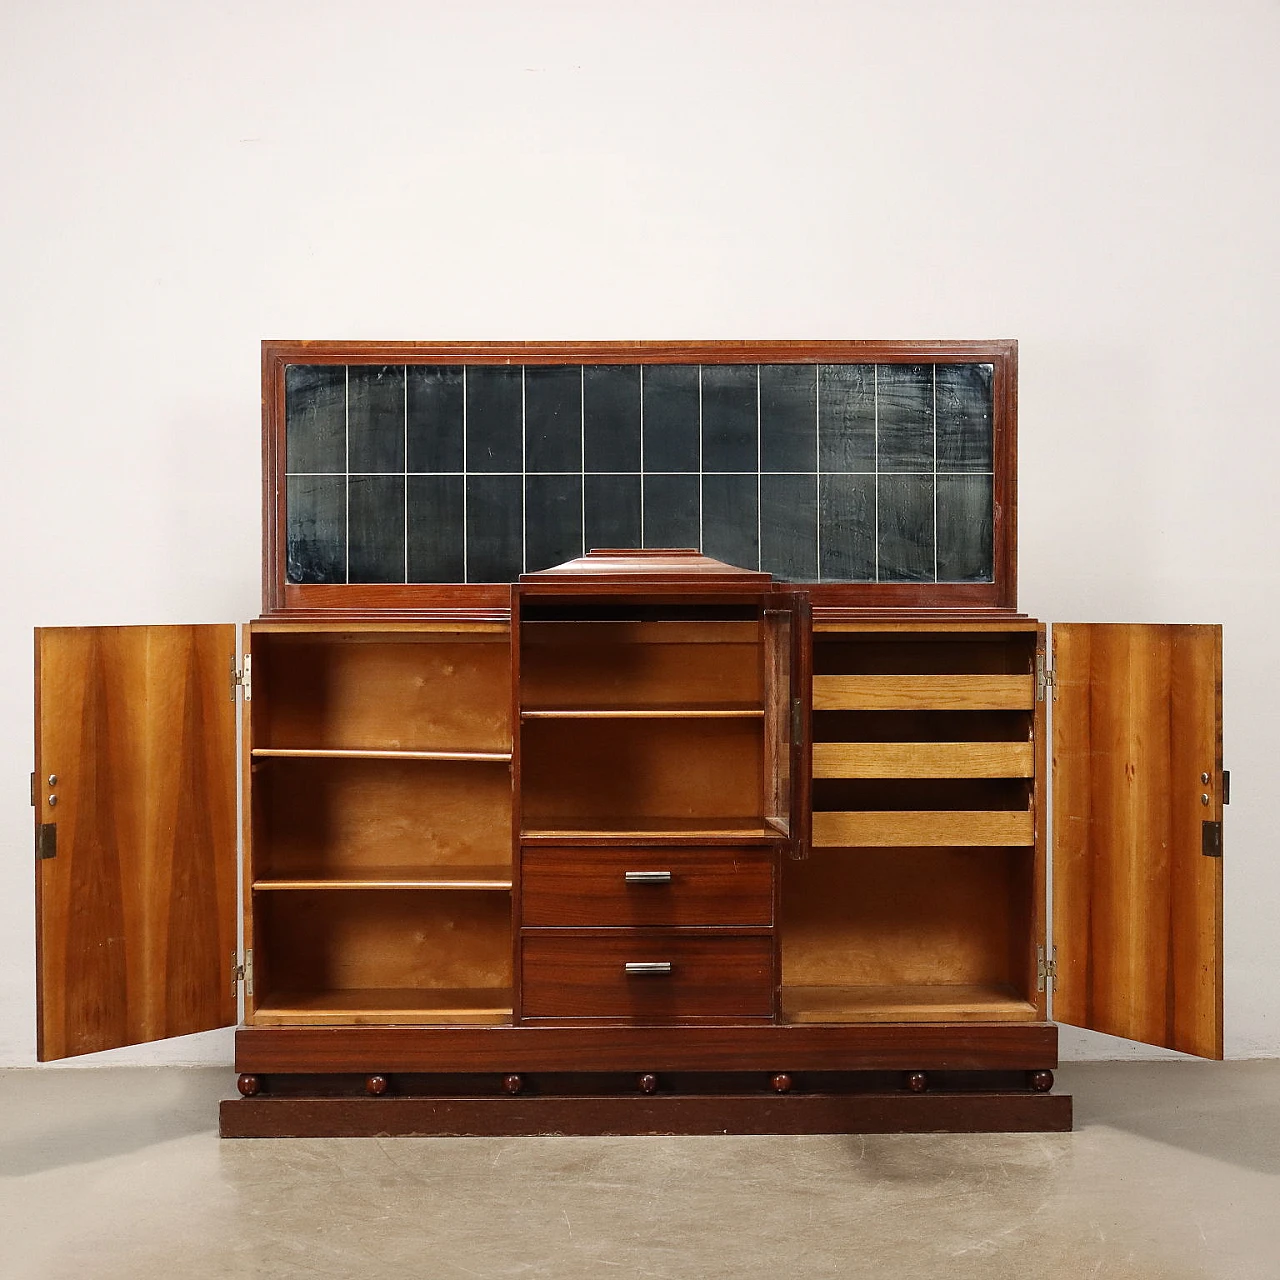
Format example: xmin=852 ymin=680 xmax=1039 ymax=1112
xmin=1035 ymin=654 xmax=1056 ymax=702
xmin=37 ymin=823 xmax=57 ymax=861
xmin=231 ymin=653 xmax=252 ymax=702
xmin=1202 ymin=820 xmax=1223 ymax=858
xmin=232 ymin=949 xmax=254 ymax=997
xmin=1037 ymin=945 xmax=1058 ymax=993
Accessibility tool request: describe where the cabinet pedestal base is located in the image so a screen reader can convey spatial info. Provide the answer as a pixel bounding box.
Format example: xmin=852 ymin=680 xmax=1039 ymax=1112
xmin=220 ymin=1089 xmax=1071 ymax=1137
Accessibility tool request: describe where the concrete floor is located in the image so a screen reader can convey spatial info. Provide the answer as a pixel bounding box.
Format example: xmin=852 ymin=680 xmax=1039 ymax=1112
xmin=1 ymin=1064 xmax=1277 ymax=1279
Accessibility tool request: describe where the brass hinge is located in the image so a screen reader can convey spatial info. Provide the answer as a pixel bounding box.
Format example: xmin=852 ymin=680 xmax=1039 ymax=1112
xmin=30 ymin=772 xmax=36 ymax=807
xmin=1035 ymin=654 xmax=1056 ymax=702
xmin=232 ymin=949 xmax=254 ymax=997
xmin=230 ymin=654 xmax=253 ymax=702
xmin=1037 ymin=945 xmax=1058 ymax=993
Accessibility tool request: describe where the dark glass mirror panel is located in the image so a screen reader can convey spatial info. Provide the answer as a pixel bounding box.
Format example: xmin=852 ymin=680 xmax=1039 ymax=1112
xmin=284 ymin=362 xmax=995 ymax=584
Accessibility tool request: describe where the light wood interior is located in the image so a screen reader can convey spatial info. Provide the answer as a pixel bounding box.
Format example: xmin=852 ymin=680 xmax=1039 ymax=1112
xmin=813 ymin=674 xmax=1034 ymax=711
xmin=253 ymin=890 xmax=512 ymax=1026
xmin=520 ymin=620 xmax=763 ymax=711
xmin=780 ymin=848 xmax=1036 ymax=1022
xmin=520 ymin=717 xmax=764 ymax=832
xmin=814 ymin=741 xmax=1034 ymax=779
xmin=252 ymin=756 xmax=511 ymax=881
xmin=252 ymin=633 xmax=511 ymax=752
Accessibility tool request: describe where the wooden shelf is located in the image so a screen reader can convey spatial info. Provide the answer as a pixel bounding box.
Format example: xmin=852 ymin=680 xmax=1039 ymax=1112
xmin=252 ymin=748 xmax=511 ymax=762
xmin=522 ymin=817 xmax=784 ymax=845
xmin=812 ymin=810 xmax=1035 ymax=847
xmin=783 ymin=984 xmax=1037 ymax=1024
xmin=253 ymin=988 xmax=514 ymax=1027
xmin=813 ymin=675 xmax=1035 ymax=712
xmin=253 ymin=866 xmax=512 ymax=891
xmin=521 ymin=707 xmax=764 ymax=720
xmin=813 ymin=741 xmax=1034 ymax=779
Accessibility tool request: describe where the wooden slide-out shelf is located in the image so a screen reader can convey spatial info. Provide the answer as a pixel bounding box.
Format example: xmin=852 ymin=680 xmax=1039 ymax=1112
xmin=813 ymin=741 xmax=1033 ymax=779
xmin=520 ymin=708 xmax=763 ymax=720
xmin=784 ymin=984 xmax=1037 ymax=1025
xmin=253 ymin=866 xmax=512 ymax=891
xmin=812 ymin=810 xmax=1034 ymax=847
xmin=813 ymin=675 xmax=1035 ymax=712
xmin=253 ymin=989 xmax=514 ymax=1027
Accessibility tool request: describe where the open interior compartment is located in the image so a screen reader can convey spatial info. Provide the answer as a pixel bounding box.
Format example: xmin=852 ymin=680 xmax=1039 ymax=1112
xmin=520 ymin=619 xmax=763 ymax=712
xmin=811 ymin=630 xmax=1037 ymax=847
xmin=251 ymin=630 xmax=511 ymax=754
xmin=252 ymin=889 xmax=513 ymax=1026
xmin=251 ymin=756 xmax=512 ymax=886
xmin=780 ymin=847 xmax=1038 ymax=1023
xmin=520 ymin=716 xmax=766 ymax=838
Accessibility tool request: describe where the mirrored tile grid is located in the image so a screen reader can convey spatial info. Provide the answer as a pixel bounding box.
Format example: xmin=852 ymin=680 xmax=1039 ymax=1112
xmin=283 ymin=362 xmax=994 ymax=584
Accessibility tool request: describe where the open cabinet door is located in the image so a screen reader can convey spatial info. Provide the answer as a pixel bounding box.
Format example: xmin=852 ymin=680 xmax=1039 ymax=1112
xmin=1052 ymin=624 xmax=1223 ymax=1059
xmin=34 ymin=626 xmax=239 ymax=1060
xmin=764 ymin=592 xmax=812 ymax=857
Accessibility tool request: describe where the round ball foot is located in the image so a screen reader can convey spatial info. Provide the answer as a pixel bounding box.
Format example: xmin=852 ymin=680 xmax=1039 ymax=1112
xmin=503 ymin=1074 xmax=524 ymax=1095
xmin=637 ymin=1073 xmax=659 ymax=1094
xmin=904 ymin=1071 xmax=929 ymax=1094
xmin=1029 ymin=1070 xmax=1054 ymax=1093
xmin=365 ymin=1074 xmax=388 ymax=1096
xmin=236 ymin=1074 xmax=260 ymax=1098
xmin=770 ymin=1073 xmax=793 ymax=1094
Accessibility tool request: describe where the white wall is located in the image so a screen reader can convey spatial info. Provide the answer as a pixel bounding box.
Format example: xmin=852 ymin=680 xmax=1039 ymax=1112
xmin=0 ymin=0 xmax=1275 ymax=1067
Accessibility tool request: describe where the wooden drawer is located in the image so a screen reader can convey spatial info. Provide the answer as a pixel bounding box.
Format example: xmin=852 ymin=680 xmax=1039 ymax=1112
xmin=520 ymin=847 xmax=774 ymax=927
xmin=520 ymin=931 xmax=775 ymax=1020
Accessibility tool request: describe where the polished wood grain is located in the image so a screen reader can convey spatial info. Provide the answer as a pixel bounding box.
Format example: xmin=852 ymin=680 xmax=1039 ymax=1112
xmin=782 ymin=984 xmax=1037 ymax=1024
xmin=812 ymin=810 xmax=1034 ymax=847
xmin=520 ymin=847 xmax=774 ymax=928
xmin=235 ymin=1021 xmax=1060 ymax=1073
xmin=220 ymin=1090 xmax=1071 ymax=1138
xmin=813 ymin=741 xmax=1034 ymax=779
xmin=252 ymin=988 xmax=514 ymax=1027
xmin=813 ymin=675 xmax=1035 ymax=711
xmin=261 ymin=341 xmax=1018 ymax=616
xmin=520 ymin=931 xmax=774 ymax=1020
xmin=1052 ymin=623 xmax=1223 ymax=1059
xmin=520 ymin=820 xmax=782 ymax=845
xmin=253 ymin=866 xmax=512 ymax=891
xmin=251 ymin=747 xmax=512 ymax=760
xmin=35 ymin=626 xmax=237 ymax=1060
xmin=521 ymin=548 xmax=772 ymax=588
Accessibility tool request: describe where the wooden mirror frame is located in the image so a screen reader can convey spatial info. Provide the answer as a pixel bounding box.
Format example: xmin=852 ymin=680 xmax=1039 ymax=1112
xmin=261 ymin=339 xmax=1018 ymax=618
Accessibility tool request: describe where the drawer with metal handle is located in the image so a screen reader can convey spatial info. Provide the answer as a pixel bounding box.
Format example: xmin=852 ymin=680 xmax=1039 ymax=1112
xmin=520 ymin=847 xmax=774 ymax=927
xmin=520 ymin=930 xmax=774 ymax=1021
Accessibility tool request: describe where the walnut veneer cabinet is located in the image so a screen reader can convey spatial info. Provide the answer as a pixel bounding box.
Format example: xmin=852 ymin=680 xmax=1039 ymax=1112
xmin=32 ymin=341 xmax=1225 ymax=1138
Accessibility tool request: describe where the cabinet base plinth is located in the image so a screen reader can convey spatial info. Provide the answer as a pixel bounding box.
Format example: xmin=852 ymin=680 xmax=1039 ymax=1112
xmin=220 ymin=1090 xmax=1072 ymax=1137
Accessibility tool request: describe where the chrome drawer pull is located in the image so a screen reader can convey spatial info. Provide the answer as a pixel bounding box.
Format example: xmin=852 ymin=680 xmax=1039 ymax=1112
xmin=625 ymin=871 xmax=673 ymax=884
xmin=624 ymin=961 xmax=673 ymax=975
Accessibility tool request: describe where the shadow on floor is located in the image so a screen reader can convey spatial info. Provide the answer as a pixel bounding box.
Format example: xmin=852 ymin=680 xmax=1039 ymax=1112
xmin=1059 ymin=1060 xmax=1280 ymax=1176
xmin=0 ymin=1067 xmax=228 ymax=1177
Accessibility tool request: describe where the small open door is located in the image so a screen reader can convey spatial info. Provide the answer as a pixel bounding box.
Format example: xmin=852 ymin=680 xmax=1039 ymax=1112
xmin=764 ymin=591 xmax=812 ymax=857
xmin=1052 ymin=624 xmax=1223 ymax=1059
xmin=34 ymin=625 xmax=239 ymax=1060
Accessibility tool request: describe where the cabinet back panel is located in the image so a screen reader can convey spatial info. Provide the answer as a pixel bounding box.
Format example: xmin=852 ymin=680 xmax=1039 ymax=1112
xmin=814 ymin=635 xmax=1035 ymax=675
xmin=520 ymin=718 xmax=762 ymax=824
xmin=253 ymin=758 xmax=511 ymax=876
xmin=254 ymin=636 xmax=510 ymax=752
xmin=814 ymin=710 xmax=1033 ymax=744
xmin=813 ymin=778 xmax=1032 ymax=812
xmin=521 ymin=622 xmax=762 ymax=710
xmin=781 ymin=848 xmax=1034 ymax=993
xmin=257 ymin=891 xmax=512 ymax=994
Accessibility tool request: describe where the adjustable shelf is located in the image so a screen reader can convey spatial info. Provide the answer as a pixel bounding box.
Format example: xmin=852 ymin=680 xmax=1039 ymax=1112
xmin=253 ymin=988 xmax=514 ymax=1027
xmin=520 ymin=708 xmax=763 ymax=720
xmin=521 ymin=817 xmax=783 ymax=845
xmin=813 ymin=741 xmax=1034 ymax=779
xmin=252 ymin=748 xmax=512 ymax=762
xmin=253 ymin=865 xmax=512 ymax=891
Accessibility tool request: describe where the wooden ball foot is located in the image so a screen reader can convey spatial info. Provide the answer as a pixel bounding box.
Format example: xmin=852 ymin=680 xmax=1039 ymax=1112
xmin=365 ymin=1074 xmax=388 ymax=1096
xmin=236 ymin=1074 xmax=260 ymax=1097
xmin=1029 ymin=1070 xmax=1054 ymax=1093
xmin=770 ymin=1073 xmax=793 ymax=1094
xmin=503 ymin=1074 xmax=524 ymax=1095
xmin=637 ymin=1073 xmax=659 ymax=1094
xmin=904 ymin=1071 xmax=929 ymax=1093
